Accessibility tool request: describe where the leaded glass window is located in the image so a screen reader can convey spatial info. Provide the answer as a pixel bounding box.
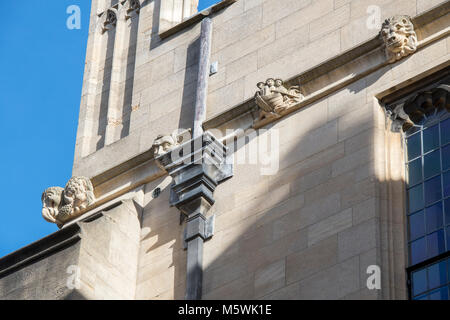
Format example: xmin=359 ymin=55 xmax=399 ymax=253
xmin=405 ymin=110 xmax=450 ymax=300
xmin=411 ymin=257 xmax=450 ymax=300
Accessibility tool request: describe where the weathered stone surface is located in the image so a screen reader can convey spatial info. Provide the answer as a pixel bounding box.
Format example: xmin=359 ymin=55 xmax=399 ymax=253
xmin=286 ymin=236 xmax=338 ymax=285
xmin=8 ymin=0 xmax=450 ymax=301
xmin=0 ymin=230 xmax=81 ymax=300
xmin=254 ymin=78 xmax=303 ymax=123
xmin=1 ymin=200 xmax=141 ymax=300
xmin=254 ymin=259 xmax=286 ymax=298
xmin=307 ymin=209 xmax=353 ymax=246
xmin=380 ymin=15 xmax=418 ymax=63
xmin=338 ymin=218 xmax=378 ymax=262
xmin=296 ymin=256 xmax=360 ymax=299
xmin=42 ymin=177 xmax=96 ymax=226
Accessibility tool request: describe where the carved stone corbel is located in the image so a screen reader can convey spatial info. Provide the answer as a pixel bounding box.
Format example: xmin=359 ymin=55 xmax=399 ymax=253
xmin=122 ymin=0 xmax=141 ymax=19
xmin=254 ymin=78 xmax=304 ymax=125
xmin=380 ymin=15 xmax=418 ymax=63
xmin=386 ymin=85 xmax=450 ymax=132
xmin=151 ymin=130 xmax=191 ymax=161
xmin=152 ymin=133 xmax=184 ymax=159
xmin=42 ymin=177 xmax=96 ymax=226
xmin=99 ymin=8 xmax=118 ymax=34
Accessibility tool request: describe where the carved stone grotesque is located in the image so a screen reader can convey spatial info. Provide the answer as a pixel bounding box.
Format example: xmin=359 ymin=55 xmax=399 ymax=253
xmin=123 ymin=0 xmax=141 ymax=19
xmin=41 ymin=187 xmax=64 ymax=224
xmin=152 ymin=133 xmax=185 ymax=158
xmin=42 ymin=177 xmax=96 ymax=225
xmin=387 ymin=85 xmax=450 ymax=132
xmin=380 ymin=15 xmax=417 ymax=63
xmin=255 ymin=78 xmax=303 ymax=121
xmin=100 ymin=8 xmax=118 ymax=33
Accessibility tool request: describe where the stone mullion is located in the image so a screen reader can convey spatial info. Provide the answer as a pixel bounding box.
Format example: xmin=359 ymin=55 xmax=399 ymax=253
xmin=75 ymin=1 xmax=109 ymax=160
xmin=104 ymin=6 xmax=128 ymax=146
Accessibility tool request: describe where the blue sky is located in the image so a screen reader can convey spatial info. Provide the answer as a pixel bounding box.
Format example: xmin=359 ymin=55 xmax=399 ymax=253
xmin=198 ymin=0 xmax=220 ymax=11
xmin=0 ymin=0 xmax=219 ymax=258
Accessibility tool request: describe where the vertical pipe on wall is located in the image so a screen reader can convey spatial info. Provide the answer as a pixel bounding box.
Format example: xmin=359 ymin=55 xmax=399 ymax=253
xmin=193 ymin=18 xmax=212 ymax=139
xmin=185 ymin=236 xmax=204 ymax=300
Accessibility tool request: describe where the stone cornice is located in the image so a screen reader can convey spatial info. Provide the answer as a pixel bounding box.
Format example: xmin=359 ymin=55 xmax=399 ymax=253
xmin=0 ymin=199 xmax=131 ymax=278
xmin=0 ymin=224 xmax=82 ymax=278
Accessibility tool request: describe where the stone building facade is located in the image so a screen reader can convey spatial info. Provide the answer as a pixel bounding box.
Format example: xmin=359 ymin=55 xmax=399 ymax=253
xmin=1 ymin=0 xmax=450 ymax=300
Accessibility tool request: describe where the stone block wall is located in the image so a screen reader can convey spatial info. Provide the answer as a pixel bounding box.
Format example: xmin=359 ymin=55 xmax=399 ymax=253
xmin=72 ymin=0 xmax=449 ymax=178
xmin=4 ymin=0 xmax=448 ymax=300
xmin=0 ymin=229 xmax=81 ymax=300
xmin=200 ymin=90 xmax=382 ymax=299
xmin=0 ymin=199 xmax=142 ymax=300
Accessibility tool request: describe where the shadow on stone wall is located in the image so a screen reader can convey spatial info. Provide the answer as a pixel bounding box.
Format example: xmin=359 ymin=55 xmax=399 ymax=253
xmin=179 ymin=38 xmax=199 ymax=131
xmin=120 ymin=13 xmax=140 ymax=139
xmin=135 ymin=94 xmax=407 ymax=299
xmin=196 ymin=98 xmax=407 ymax=299
xmin=139 ymin=180 xmax=187 ymax=299
xmin=96 ymin=30 xmax=116 ymax=150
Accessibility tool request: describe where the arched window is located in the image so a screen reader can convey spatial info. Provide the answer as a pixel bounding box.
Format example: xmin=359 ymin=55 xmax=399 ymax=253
xmin=391 ymin=83 xmax=450 ymax=300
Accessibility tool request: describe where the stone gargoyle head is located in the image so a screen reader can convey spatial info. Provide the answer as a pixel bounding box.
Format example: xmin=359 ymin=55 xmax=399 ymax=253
xmin=41 ymin=187 xmax=64 ymax=224
xmin=41 ymin=176 xmax=95 ymax=225
xmin=152 ymin=133 xmax=184 ymax=158
xmin=380 ymin=15 xmax=417 ymax=63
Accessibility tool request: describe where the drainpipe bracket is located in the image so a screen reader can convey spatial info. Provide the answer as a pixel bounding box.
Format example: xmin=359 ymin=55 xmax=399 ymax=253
xmin=183 ymin=214 xmax=215 ymax=250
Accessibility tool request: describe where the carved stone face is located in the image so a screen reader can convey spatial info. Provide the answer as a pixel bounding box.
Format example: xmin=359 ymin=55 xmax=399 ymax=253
xmin=266 ymin=78 xmax=275 ymax=88
xmin=275 ymin=79 xmax=283 ymax=87
xmin=106 ymin=9 xmax=117 ymax=26
xmin=128 ymin=0 xmax=140 ymax=10
xmin=42 ymin=177 xmax=95 ymax=225
xmin=63 ymin=177 xmax=95 ymax=214
xmin=125 ymin=0 xmax=141 ymax=16
xmin=41 ymin=187 xmax=64 ymax=223
xmin=153 ymin=135 xmax=178 ymax=158
xmin=381 ymin=16 xmax=417 ymax=62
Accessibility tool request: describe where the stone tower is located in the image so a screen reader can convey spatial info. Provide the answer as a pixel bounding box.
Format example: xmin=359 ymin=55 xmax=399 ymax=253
xmin=1 ymin=0 xmax=450 ymax=300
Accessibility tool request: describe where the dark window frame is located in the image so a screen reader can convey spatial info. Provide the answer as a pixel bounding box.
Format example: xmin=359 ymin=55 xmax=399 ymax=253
xmin=405 ymin=113 xmax=450 ymax=267
xmin=383 ymin=72 xmax=450 ymax=300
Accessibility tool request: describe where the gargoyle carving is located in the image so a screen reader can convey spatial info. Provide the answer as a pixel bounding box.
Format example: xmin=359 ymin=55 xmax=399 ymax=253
xmin=42 ymin=177 xmax=95 ymax=225
xmin=255 ymin=78 xmax=303 ymax=121
xmin=100 ymin=8 xmax=118 ymax=33
xmin=152 ymin=133 xmax=185 ymax=158
xmin=380 ymin=15 xmax=417 ymax=63
xmin=123 ymin=0 xmax=141 ymax=19
xmin=41 ymin=187 xmax=64 ymax=224
xmin=387 ymin=85 xmax=450 ymax=132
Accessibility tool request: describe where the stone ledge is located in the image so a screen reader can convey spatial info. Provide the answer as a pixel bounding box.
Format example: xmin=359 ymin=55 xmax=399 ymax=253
xmin=62 ymin=199 xmax=125 ymax=229
xmin=380 ymin=67 xmax=450 ymax=106
xmin=90 ymin=148 xmax=155 ymax=186
xmin=0 ymin=198 xmax=131 ymax=278
xmin=204 ymin=2 xmax=450 ymax=131
xmin=0 ymin=224 xmax=81 ymax=278
xmin=78 ymin=1 xmax=449 ymax=203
